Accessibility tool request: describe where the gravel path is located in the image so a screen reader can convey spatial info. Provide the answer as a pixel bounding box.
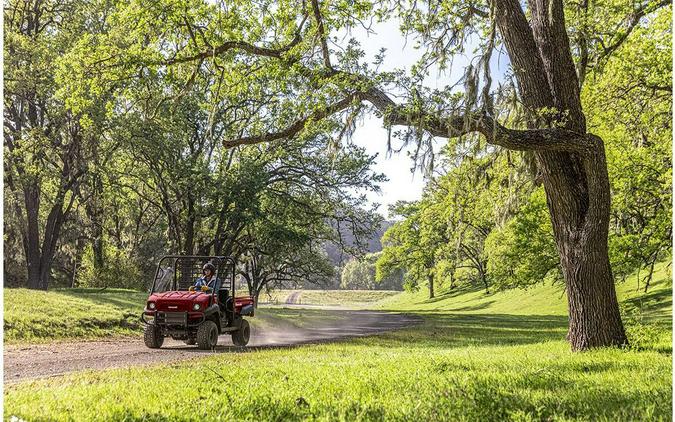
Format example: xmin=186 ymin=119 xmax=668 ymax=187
xmin=4 ymin=309 xmax=420 ymax=382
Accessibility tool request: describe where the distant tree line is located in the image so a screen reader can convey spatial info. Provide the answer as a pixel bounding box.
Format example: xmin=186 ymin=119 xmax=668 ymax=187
xmin=341 ymin=252 xmax=404 ymax=291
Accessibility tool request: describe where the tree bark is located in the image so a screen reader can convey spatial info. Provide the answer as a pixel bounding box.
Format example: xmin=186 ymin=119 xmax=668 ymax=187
xmin=23 ymin=181 xmax=69 ymax=290
xmin=427 ymin=273 xmax=434 ymax=299
xmin=539 ymin=141 xmax=627 ymax=350
xmin=183 ymin=197 xmax=196 ymax=255
xmin=86 ymin=172 xmax=105 ymax=271
xmin=23 ymin=183 xmax=43 ymax=289
xmin=478 ymin=265 xmax=489 ymax=294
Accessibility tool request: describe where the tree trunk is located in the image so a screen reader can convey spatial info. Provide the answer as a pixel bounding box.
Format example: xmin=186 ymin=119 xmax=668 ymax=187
xmin=85 ymin=150 xmax=105 ymax=272
xmin=26 ymin=248 xmax=43 ymax=290
xmin=492 ymin=0 xmax=627 ymax=350
xmin=254 ymin=285 xmax=265 ymax=308
xmin=538 ymin=143 xmax=627 ymax=351
xmin=183 ymin=196 xmax=196 ymax=255
xmin=427 ymin=274 xmax=434 ymax=299
xmin=24 ymin=221 xmax=60 ymax=291
xmin=23 ymin=184 xmax=57 ymax=290
xmin=643 ymin=259 xmax=656 ymax=293
xmin=479 ymin=266 xmax=489 ymax=294
xmin=92 ymin=236 xmax=104 ymax=271
xmin=562 ymin=243 xmax=627 ymax=350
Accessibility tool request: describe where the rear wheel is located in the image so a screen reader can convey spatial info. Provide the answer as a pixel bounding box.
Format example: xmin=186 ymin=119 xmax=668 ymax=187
xmin=144 ymin=323 xmax=164 ymax=349
xmin=197 ymin=320 xmax=218 ymax=350
xmin=232 ymin=319 xmax=250 ymax=347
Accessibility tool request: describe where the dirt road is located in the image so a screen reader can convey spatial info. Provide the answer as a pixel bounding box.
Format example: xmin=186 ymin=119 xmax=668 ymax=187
xmin=4 ymin=309 xmax=419 ymax=382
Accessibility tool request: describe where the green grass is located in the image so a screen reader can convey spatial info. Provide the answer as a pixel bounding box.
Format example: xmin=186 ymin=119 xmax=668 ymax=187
xmin=3 ymin=288 xmax=148 ymax=344
xmin=4 ymin=264 xmax=672 ymax=421
xmin=379 ymin=261 xmax=672 ymax=318
xmin=263 ymin=289 xmax=401 ymax=306
xmin=4 ymin=312 xmax=671 ymax=421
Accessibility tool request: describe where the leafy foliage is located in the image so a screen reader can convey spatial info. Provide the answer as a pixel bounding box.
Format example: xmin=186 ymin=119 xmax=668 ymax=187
xmin=376 ymin=201 xmax=441 ymax=297
xmin=377 ymin=4 xmax=671 ymax=296
xmin=3 ymin=0 xmax=385 ymax=292
xmin=583 ymin=7 xmax=672 ymax=287
xmin=341 ymin=252 xmax=403 ymax=290
xmin=485 ymin=188 xmax=561 ymax=289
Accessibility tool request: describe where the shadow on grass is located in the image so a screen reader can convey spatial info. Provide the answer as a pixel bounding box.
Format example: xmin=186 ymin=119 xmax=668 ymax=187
xmin=623 ymin=287 xmax=673 ymax=318
xmin=55 ymin=289 xmax=147 ymax=312
xmin=365 ymin=312 xmax=570 ymax=349
xmin=421 ymin=283 xmax=487 ymax=304
xmin=448 ymin=301 xmax=496 ymax=312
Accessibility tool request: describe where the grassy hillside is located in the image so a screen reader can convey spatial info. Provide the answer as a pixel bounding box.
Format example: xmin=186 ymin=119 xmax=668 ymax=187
xmin=4 ymin=288 xmax=148 ymax=343
xmin=379 ymin=261 xmax=672 ymax=318
xmin=4 ymin=263 xmax=672 ymax=421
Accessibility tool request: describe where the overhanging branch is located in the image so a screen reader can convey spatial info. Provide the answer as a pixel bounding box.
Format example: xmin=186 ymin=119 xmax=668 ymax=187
xmin=223 ymin=86 xmax=594 ymax=154
xmin=222 ymin=93 xmax=360 ymax=148
xmin=162 ymin=12 xmax=594 ymax=155
xmin=601 ymin=0 xmax=671 ymax=59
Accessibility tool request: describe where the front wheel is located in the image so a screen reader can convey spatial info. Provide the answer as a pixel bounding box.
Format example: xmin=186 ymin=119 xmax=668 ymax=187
xmin=232 ymin=319 xmax=250 ymax=347
xmin=144 ymin=323 xmax=164 ymax=349
xmin=196 ymin=320 xmax=219 ymax=350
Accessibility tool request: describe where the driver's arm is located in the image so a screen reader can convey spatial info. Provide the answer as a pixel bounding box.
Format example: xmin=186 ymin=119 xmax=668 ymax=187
xmin=190 ymin=278 xmax=203 ymax=291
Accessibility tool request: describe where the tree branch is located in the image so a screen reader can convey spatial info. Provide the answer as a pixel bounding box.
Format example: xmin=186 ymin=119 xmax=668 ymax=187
xmin=164 ymin=14 xmax=308 ymax=65
xmin=529 ymin=0 xmax=585 ymax=131
xmin=601 ymin=0 xmax=670 ymax=59
xmin=493 ymin=0 xmax=554 ymax=111
xmin=311 ymin=0 xmax=332 ymax=70
xmin=222 ymin=93 xmax=359 ymax=148
xmin=223 ymin=84 xmax=594 ymax=153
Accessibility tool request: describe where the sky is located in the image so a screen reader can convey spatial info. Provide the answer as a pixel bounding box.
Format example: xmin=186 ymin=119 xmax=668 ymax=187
xmin=340 ymin=19 xmax=510 ymax=219
xmin=339 ymin=19 xmax=468 ymax=218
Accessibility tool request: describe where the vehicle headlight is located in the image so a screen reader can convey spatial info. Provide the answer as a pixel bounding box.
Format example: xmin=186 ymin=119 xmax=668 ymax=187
xmin=193 ymin=303 xmax=201 ymax=311
xmin=148 ymin=302 xmax=156 ymax=310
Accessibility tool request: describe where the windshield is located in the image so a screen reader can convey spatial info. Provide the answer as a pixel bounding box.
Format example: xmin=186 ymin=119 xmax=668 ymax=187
xmin=153 ymin=265 xmax=175 ymax=293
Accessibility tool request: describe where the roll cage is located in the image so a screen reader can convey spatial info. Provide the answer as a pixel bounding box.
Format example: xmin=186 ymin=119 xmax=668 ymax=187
xmin=151 ymin=255 xmax=236 ymax=298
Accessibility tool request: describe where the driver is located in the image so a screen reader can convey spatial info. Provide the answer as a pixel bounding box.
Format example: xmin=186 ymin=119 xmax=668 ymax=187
xmin=190 ymin=262 xmax=220 ymax=293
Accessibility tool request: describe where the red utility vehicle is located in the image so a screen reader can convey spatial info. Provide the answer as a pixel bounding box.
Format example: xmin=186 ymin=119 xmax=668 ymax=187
xmin=141 ymin=255 xmax=254 ymax=349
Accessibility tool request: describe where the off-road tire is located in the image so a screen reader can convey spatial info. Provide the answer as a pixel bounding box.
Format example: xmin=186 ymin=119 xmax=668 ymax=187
xmin=232 ymin=319 xmax=250 ymax=347
xmin=197 ymin=320 xmax=218 ymax=350
xmin=144 ymin=323 xmax=164 ymax=349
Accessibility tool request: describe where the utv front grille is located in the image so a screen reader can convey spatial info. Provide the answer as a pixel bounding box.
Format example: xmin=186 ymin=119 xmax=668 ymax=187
xmin=156 ymin=311 xmax=187 ymax=326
